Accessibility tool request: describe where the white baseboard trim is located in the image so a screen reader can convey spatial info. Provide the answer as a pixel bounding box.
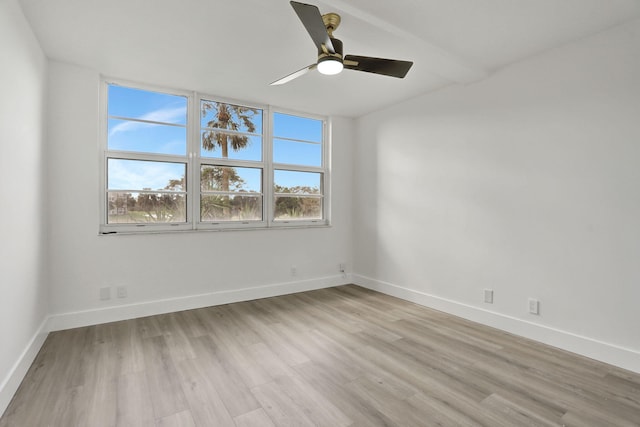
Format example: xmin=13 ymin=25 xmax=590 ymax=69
xmin=46 ymin=274 xmax=351 ymax=332
xmin=0 ymin=317 xmax=50 ymax=418
xmin=353 ymin=274 xmax=640 ymax=374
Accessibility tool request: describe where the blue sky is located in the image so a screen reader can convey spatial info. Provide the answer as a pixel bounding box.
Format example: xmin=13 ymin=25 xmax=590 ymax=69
xmin=108 ymin=85 xmax=323 ymax=192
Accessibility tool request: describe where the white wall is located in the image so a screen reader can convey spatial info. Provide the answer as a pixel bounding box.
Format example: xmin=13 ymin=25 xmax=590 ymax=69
xmin=353 ymin=20 xmax=640 ymax=372
xmin=0 ymin=0 xmax=49 ymax=413
xmin=46 ymin=61 xmax=354 ymax=328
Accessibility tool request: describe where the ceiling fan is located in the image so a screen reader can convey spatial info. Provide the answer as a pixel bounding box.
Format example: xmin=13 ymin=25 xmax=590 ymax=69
xmin=271 ymin=1 xmax=413 ymax=85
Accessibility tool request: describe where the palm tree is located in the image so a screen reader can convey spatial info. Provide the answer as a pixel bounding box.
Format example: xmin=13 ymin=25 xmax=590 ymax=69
xmin=201 ymin=102 xmax=259 ymax=218
xmin=201 ymin=102 xmax=258 ymax=191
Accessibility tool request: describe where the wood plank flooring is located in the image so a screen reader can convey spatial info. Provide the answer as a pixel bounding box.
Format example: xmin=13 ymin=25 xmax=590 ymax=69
xmin=1 ymin=285 xmax=639 ymax=426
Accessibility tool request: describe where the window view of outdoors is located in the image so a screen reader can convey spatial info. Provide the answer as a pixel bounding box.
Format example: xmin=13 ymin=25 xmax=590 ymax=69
xmin=106 ymin=85 xmax=188 ymax=224
xmin=200 ymin=100 xmax=263 ymax=222
xmin=273 ymin=112 xmax=323 ymax=220
xmin=104 ymin=83 xmax=326 ymax=228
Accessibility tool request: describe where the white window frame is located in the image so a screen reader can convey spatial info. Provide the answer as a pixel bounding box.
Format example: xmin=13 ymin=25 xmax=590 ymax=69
xmin=99 ymin=78 xmax=330 ymax=234
xmin=99 ymin=79 xmax=194 ymax=234
xmin=269 ymin=107 xmax=330 ymax=228
xmin=195 ymin=94 xmax=268 ymax=230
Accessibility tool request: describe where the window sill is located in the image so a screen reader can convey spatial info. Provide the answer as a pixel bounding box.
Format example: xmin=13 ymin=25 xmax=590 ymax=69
xmin=98 ymin=222 xmax=331 ymax=236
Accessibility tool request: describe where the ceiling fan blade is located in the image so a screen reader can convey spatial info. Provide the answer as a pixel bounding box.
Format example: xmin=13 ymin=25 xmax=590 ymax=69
xmin=344 ymin=55 xmax=413 ymax=78
xmin=290 ymin=1 xmax=335 ymax=54
xmin=270 ymin=64 xmax=317 ymax=86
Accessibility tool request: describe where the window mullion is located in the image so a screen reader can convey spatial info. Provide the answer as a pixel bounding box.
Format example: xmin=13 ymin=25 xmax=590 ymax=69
xmin=273 ymin=163 xmax=324 ymax=174
xmin=99 ymin=81 xmax=109 ymax=228
xmin=323 ymin=118 xmax=330 ymax=223
xmin=108 ymin=115 xmax=187 ymax=129
xmin=188 ymin=92 xmax=198 ymax=229
xmin=264 ymin=105 xmax=274 ymax=227
xmin=201 ymin=158 xmax=265 ymax=169
xmin=106 ymin=150 xmax=188 ymax=164
xmin=273 ymin=135 xmax=322 ymax=145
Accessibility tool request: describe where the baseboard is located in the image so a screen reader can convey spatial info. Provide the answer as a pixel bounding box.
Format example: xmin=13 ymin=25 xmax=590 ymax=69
xmin=0 ymin=317 xmax=50 ymax=418
xmin=46 ymin=274 xmax=352 ymax=332
xmin=353 ymin=274 xmax=640 ymax=374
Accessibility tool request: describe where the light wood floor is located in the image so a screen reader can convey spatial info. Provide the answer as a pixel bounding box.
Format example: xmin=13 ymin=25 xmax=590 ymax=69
xmin=1 ymin=285 xmax=639 ymax=426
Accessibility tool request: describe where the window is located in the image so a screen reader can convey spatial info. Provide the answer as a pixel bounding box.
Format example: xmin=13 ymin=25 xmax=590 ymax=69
xmin=198 ymin=99 xmax=264 ymax=227
xmin=272 ymin=112 xmax=325 ymax=222
xmin=104 ymin=85 xmax=190 ymax=230
xmin=100 ymin=81 xmax=329 ymax=233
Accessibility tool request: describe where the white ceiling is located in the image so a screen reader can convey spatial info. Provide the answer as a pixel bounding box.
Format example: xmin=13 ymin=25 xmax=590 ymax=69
xmin=18 ymin=0 xmax=640 ymax=117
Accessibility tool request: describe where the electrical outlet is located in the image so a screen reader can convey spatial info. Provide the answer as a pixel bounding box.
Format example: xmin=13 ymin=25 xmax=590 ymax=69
xmin=528 ymin=298 xmax=540 ymax=315
xmin=291 ymin=265 xmax=297 ymax=276
xmin=484 ymin=289 xmax=493 ymax=304
xmin=339 ymin=263 xmax=346 ymax=273
xmin=99 ymin=287 xmax=111 ymax=301
xmin=116 ymin=286 xmax=127 ymax=299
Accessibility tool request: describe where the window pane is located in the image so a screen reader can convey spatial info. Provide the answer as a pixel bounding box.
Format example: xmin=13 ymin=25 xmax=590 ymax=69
xmin=108 ymin=159 xmax=185 ymax=191
xmin=201 ymin=131 xmax=262 ymax=161
xmin=274 ymin=170 xmax=322 ymax=194
xmin=201 ymin=100 xmax=262 ymax=134
xmin=273 ymin=113 xmax=322 ymax=142
xmin=274 ymin=196 xmax=322 ymax=220
xmin=108 ymin=119 xmax=186 ymax=155
xmin=201 ymin=195 xmax=262 ymax=222
xmin=108 ymin=85 xmax=187 ymax=125
xmin=200 ymin=166 xmax=261 ymax=193
xmin=273 ymin=138 xmax=321 ymax=167
xmin=107 ymin=191 xmax=186 ymax=223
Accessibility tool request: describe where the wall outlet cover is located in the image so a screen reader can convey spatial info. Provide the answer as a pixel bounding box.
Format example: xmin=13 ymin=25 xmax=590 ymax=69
xmin=116 ymin=286 xmax=127 ymax=298
xmin=528 ymin=298 xmax=540 ymax=315
xmin=484 ymin=289 xmax=494 ymax=304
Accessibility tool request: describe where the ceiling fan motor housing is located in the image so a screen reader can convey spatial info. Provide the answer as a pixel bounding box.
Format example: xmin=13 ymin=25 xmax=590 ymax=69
xmin=318 ymin=37 xmax=343 ymax=64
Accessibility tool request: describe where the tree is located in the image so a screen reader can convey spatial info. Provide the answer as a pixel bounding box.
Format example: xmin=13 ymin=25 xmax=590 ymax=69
xmin=201 ymin=101 xmax=259 ymax=219
xmin=201 ymin=166 xmax=244 ymax=192
xmin=274 ymin=185 xmax=321 ymax=219
xmin=133 ymin=179 xmax=186 ymax=223
xmin=200 ymin=166 xmax=248 ymax=220
xmin=201 ymin=102 xmax=258 ymax=186
xmin=108 ymin=192 xmax=135 ymax=222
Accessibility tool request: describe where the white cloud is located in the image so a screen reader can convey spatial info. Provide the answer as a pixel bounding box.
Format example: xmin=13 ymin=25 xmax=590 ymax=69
xmin=109 ymin=106 xmax=187 ymax=136
xmin=108 ymin=159 xmax=184 ymax=191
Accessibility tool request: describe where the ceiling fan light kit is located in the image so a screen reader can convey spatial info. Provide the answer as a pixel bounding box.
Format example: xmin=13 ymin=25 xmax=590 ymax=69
xmin=271 ymin=1 xmax=413 ymax=85
xmin=317 ymin=57 xmax=343 ymax=75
